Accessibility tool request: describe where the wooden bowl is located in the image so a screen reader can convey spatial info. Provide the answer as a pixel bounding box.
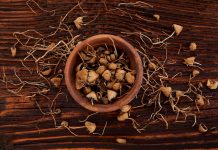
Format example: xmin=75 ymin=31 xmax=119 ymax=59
xmin=64 ymin=34 xmax=143 ymax=112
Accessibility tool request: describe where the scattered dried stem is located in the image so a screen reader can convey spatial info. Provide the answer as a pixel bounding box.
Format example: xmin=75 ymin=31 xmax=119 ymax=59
xmin=79 ymin=112 xmax=98 ymax=122
xmin=118 ymin=1 xmax=153 ymax=8
xmin=26 ymin=0 xmax=55 ymax=16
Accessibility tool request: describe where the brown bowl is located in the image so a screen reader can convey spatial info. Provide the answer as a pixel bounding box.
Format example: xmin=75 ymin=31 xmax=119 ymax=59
xmin=64 ymin=34 xmax=143 ymax=112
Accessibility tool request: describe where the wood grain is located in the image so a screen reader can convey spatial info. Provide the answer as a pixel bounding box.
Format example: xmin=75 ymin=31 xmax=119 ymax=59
xmin=0 ymin=0 xmax=218 ymax=149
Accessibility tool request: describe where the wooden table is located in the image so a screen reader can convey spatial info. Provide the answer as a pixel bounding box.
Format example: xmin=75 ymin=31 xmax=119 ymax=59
xmin=1 ymin=0 xmax=218 ymax=149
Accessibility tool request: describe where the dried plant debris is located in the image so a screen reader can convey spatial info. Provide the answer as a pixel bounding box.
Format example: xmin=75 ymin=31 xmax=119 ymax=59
xmin=75 ymin=46 xmax=136 ymax=104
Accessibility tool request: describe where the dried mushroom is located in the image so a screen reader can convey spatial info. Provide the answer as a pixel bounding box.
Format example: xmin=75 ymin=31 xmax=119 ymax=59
xmin=172 ymin=24 xmax=183 ymax=36
xmin=85 ymin=121 xmax=96 ymax=133
xmin=107 ymin=90 xmax=117 ymax=101
xmin=117 ymin=112 xmax=129 ymax=121
xmin=108 ymin=63 xmax=117 ymax=70
xmin=51 ymin=75 xmax=63 ymax=88
xmin=125 ymin=72 xmax=135 ymax=84
xmin=86 ymin=91 xmax=98 ymax=101
xmin=75 ymin=69 xmax=88 ymax=90
xmin=102 ymin=70 xmax=112 ymax=81
xmin=206 ymin=79 xmax=218 ymax=90
xmin=121 ymin=105 xmax=131 ymax=113
xmin=115 ymin=69 xmax=126 ymax=81
xmin=87 ymin=70 xmax=99 ymax=83
xmin=160 ymin=86 xmax=172 ymax=97
xmin=189 ymin=42 xmax=197 ymax=51
xmin=96 ymin=65 xmax=106 ymax=75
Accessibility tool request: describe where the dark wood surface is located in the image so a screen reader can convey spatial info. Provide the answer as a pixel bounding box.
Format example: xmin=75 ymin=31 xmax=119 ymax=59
xmin=0 ymin=0 xmax=218 ymax=149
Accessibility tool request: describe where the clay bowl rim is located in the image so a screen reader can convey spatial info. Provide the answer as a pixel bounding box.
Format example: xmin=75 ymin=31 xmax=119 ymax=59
xmin=64 ymin=34 xmax=143 ymax=112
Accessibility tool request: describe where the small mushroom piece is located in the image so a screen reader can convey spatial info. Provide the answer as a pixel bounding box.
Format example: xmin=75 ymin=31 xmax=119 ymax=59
xmin=183 ymin=57 xmax=196 ymax=66
xmin=198 ymin=123 xmax=208 ymax=133
xmin=86 ymin=91 xmax=98 ymax=101
xmin=83 ymin=87 xmax=92 ymax=95
xmin=153 ymin=14 xmax=160 ymax=21
xmin=99 ymin=58 xmax=108 ymax=65
xmin=121 ymin=105 xmax=131 ymax=113
xmin=117 ymin=112 xmax=128 ymax=121
xmin=192 ymin=69 xmax=200 ymax=77
xmin=107 ymin=90 xmax=117 ymax=101
xmin=125 ymin=72 xmax=135 ymax=84
xmin=104 ymin=50 xmax=111 ymax=55
xmin=76 ymin=69 xmax=88 ymax=81
xmin=50 ymin=75 xmax=62 ymax=88
xmin=189 ymin=42 xmax=197 ymax=51
xmin=107 ymin=81 xmax=115 ymax=89
xmin=76 ymin=69 xmax=88 ymax=89
xmin=96 ymin=65 xmax=106 ymax=75
xmin=196 ymin=94 xmax=205 ymax=106
xmin=11 ymin=47 xmax=16 ymax=57
xmin=112 ymin=82 xmax=121 ymax=91
xmin=160 ymin=86 xmax=172 ymax=97
xmin=172 ymin=24 xmax=183 ymax=36
xmin=110 ymin=54 xmax=116 ymax=61
xmin=102 ymin=70 xmax=112 ymax=81
xmin=116 ymin=138 xmax=127 ymax=144
xmin=206 ymin=79 xmax=218 ymax=90
xmin=76 ymin=80 xmax=85 ymax=90
xmin=85 ymin=121 xmax=96 ymax=133
xmin=41 ymin=67 xmax=52 ymax=76
xmin=41 ymin=88 xmax=50 ymax=95
xmin=108 ymin=63 xmax=117 ymax=70
xmin=115 ymin=69 xmax=126 ymax=81
xmin=61 ymin=121 xmax=69 ymax=127
xmin=148 ymin=62 xmax=157 ymax=70
xmin=87 ymin=70 xmax=99 ymax=83
xmin=106 ymin=55 xmax=111 ymax=62
xmin=74 ymin=16 xmax=83 ymax=29
xmin=175 ymin=90 xmax=184 ymax=99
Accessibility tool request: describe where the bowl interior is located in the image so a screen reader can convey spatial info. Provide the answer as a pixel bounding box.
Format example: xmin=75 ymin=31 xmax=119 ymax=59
xmin=65 ymin=34 xmax=143 ymax=112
